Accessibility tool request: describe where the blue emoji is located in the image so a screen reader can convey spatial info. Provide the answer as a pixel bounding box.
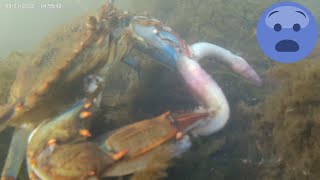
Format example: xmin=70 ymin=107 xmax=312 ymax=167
xmin=256 ymin=2 xmax=318 ymax=63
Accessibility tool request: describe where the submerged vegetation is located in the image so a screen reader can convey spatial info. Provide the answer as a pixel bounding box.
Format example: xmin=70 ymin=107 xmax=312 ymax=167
xmin=243 ymin=55 xmax=320 ymax=180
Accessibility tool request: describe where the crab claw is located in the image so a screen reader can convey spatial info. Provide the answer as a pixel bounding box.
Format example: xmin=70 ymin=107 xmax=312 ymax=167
xmin=173 ymin=112 xmax=211 ymax=131
xmin=130 ymin=16 xmax=188 ymax=69
xmin=26 ymin=96 xmax=122 ymax=179
xmin=98 ymin=111 xmax=206 ymax=177
xmin=26 ymin=75 xmax=115 ymax=179
xmin=111 ymin=149 xmax=129 ymax=160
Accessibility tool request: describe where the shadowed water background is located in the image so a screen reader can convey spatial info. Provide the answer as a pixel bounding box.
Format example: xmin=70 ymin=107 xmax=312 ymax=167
xmin=0 ymin=0 xmax=320 ymax=179
xmin=0 ymin=0 xmax=171 ymax=57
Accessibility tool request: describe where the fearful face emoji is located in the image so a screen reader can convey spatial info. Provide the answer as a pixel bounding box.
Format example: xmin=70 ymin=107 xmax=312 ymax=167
xmin=256 ymin=2 xmax=318 ymax=63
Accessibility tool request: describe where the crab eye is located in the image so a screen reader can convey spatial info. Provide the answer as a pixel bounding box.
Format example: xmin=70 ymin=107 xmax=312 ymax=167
xmin=274 ymin=23 xmax=282 ymax=32
xmin=293 ymin=23 xmax=301 ymax=32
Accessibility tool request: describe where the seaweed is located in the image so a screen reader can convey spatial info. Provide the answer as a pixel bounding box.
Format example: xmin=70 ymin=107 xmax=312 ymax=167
xmin=237 ymin=50 xmax=320 ymax=180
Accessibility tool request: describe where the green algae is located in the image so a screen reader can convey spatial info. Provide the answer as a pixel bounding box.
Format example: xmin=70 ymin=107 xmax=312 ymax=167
xmin=242 ymin=56 xmax=320 ymax=180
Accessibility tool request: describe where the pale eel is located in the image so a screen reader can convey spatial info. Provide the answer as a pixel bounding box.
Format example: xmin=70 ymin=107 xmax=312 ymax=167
xmin=176 ymin=42 xmax=262 ymax=136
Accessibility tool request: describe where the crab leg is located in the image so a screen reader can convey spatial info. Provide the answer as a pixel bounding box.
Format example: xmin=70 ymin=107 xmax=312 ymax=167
xmin=26 ymin=75 xmax=130 ymax=179
xmin=1 ymin=126 xmax=33 ymax=179
xmin=99 ymin=111 xmax=209 ymax=177
xmin=0 ymin=105 xmax=16 ymax=132
xmin=26 ymin=98 xmax=126 ymax=180
xmin=26 ymin=99 xmax=209 ymax=178
xmin=190 ymin=42 xmax=262 ymax=86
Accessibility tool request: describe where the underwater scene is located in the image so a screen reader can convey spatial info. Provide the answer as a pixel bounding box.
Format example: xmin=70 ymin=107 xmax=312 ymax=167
xmin=0 ymin=0 xmax=319 ymax=179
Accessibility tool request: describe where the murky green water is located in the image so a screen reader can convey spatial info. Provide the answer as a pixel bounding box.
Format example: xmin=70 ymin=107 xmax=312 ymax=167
xmin=0 ymin=0 xmax=320 ymax=179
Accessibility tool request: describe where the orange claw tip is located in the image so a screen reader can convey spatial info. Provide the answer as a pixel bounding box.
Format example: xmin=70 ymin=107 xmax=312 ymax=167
xmin=29 ymin=158 xmax=37 ymax=167
xmin=47 ymin=138 xmax=57 ymax=146
xmin=175 ymin=112 xmax=210 ymax=130
xmin=87 ymin=171 xmax=96 ymax=176
xmin=80 ymin=111 xmax=92 ymax=119
xmin=112 ymin=149 xmax=128 ymax=161
xmin=38 ymin=82 xmax=50 ymax=93
xmin=84 ymin=102 xmax=92 ymax=109
xmin=79 ymin=129 xmax=92 ymax=138
xmin=162 ymin=111 xmax=171 ymax=117
xmin=15 ymin=102 xmax=24 ymax=111
xmin=175 ymin=131 xmax=184 ymax=140
xmin=29 ymin=172 xmax=37 ymax=180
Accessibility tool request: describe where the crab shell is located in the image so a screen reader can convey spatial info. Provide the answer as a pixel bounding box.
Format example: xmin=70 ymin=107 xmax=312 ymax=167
xmin=99 ymin=112 xmax=192 ymax=177
xmin=0 ymin=4 xmax=132 ymax=129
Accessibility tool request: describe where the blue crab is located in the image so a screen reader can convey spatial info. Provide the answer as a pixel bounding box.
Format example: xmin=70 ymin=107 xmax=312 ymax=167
xmin=25 ymin=36 xmax=263 ymax=179
xmin=26 ymin=75 xmax=209 ymax=179
xmin=0 ymin=1 xmax=194 ymax=179
xmin=1 ymin=1 xmax=263 ymax=179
